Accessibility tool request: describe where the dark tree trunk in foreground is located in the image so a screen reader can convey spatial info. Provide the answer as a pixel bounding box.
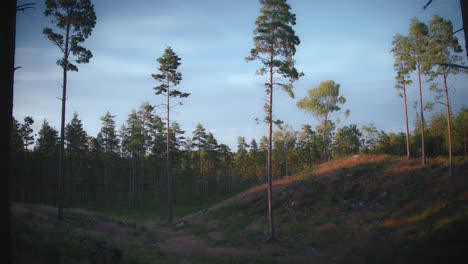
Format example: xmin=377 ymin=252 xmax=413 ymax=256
xmin=1 ymin=1 xmax=16 ymax=263
xmin=461 ymin=0 xmax=468 ymax=60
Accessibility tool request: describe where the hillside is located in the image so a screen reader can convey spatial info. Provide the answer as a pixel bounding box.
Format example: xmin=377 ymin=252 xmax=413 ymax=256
xmin=12 ymin=155 xmax=468 ymax=263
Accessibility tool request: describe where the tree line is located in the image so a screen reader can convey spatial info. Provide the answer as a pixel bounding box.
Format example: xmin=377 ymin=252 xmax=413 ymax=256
xmin=9 ymin=104 xmax=467 ymax=207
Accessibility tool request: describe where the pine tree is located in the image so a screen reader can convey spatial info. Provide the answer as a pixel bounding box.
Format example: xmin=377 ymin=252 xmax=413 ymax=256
xmin=297 ymin=124 xmax=319 ymax=166
xmin=152 ymin=47 xmax=189 ymax=223
xmin=65 ymin=112 xmax=88 ymax=205
xmin=18 ymin=117 xmax=35 ymax=151
xmin=35 ymin=120 xmax=59 ymax=203
xmin=246 ymin=0 xmax=302 ymax=241
xmin=408 ymin=18 xmax=429 ymax=165
xmin=236 ymin=136 xmax=249 ymax=180
xmin=99 ymin=111 xmax=119 ymax=198
xmin=334 ymin=125 xmax=362 ymax=157
xmin=391 ymin=33 xmax=413 ymax=160
xmin=43 ymin=0 xmax=96 ymax=220
xmin=427 ymin=15 xmax=465 ymax=176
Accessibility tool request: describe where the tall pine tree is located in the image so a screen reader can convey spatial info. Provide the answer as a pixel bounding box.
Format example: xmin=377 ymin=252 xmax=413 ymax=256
xmin=43 ymin=0 xmax=96 ymax=220
xmin=246 ymin=0 xmax=302 ymax=241
xmin=391 ymin=33 xmax=413 ymax=160
xmin=408 ymin=18 xmax=429 ymax=165
xmin=427 ymin=15 xmax=465 ymax=176
xmin=152 ymin=47 xmax=189 ymax=223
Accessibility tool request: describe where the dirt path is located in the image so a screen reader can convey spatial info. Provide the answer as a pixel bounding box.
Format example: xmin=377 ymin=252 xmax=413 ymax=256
xmin=12 ymin=203 xmax=258 ymax=259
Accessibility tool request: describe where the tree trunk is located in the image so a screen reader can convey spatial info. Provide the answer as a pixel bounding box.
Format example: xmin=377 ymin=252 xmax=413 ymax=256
xmin=167 ymin=79 xmax=172 ymax=224
xmin=323 ymin=115 xmax=328 ymax=162
xmin=417 ymin=62 xmax=426 ymax=165
xmin=443 ymin=75 xmax=453 ymax=176
xmin=104 ymin=155 xmax=108 ymax=202
xmin=139 ymin=151 xmax=144 ymax=208
xmin=464 ymin=126 xmax=467 ymax=158
xmin=461 ymin=0 xmax=468 ymax=61
xmin=58 ymin=15 xmax=71 ymax=220
xmin=1 ymin=1 xmax=16 ymax=263
xmin=402 ymin=81 xmax=411 ymax=160
xmin=266 ymin=53 xmax=276 ymax=241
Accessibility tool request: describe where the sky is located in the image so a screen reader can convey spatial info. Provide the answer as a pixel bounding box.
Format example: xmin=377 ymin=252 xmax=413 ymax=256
xmin=14 ymin=0 xmax=468 ymax=150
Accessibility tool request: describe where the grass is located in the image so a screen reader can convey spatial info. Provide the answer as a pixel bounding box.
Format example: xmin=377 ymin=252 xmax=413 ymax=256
xmin=11 ymin=155 xmax=468 ymax=263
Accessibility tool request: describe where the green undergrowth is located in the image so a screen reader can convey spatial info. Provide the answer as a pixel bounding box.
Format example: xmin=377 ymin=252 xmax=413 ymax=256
xmin=12 ymin=155 xmax=468 ymax=263
xmin=81 ymin=192 xmax=241 ymax=223
xmin=197 ymin=155 xmax=468 ymax=260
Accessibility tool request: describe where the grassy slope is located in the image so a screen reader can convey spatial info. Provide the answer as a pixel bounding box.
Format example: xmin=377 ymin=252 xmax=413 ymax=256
xmin=11 ymin=155 xmax=468 ymax=263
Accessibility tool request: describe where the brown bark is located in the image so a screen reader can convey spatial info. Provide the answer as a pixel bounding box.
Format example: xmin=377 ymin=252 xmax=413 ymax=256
xmin=417 ymin=62 xmax=426 ymax=165
xmin=443 ymin=75 xmax=453 ymax=176
xmin=323 ymin=114 xmax=328 ymax=162
xmin=266 ymin=52 xmax=276 ymax=241
xmin=402 ymin=81 xmax=411 ymax=160
xmin=167 ymin=78 xmax=172 ymax=224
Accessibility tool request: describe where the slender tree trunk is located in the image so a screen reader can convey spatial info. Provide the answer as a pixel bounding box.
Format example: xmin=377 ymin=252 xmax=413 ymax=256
xmin=1 ymin=2 xmax=16 ymax=263
xmin=323 ymin=115 xmax=328 ymax=162
xmin=104 ymin=155 xmax=108 ymax=201
xmin=198 ymin=145 xmax=202 ymax=194
xmin=443 ymin=75 xmax=453 ymax=176
xmin=58 ymin=18 xmax=70 ymax=220
xmin=464 ymin=126 xmax=467 ymax=158
xmin=417 ymin=62 xmax=426 ymax=165
xmin=167 ymin=80 xmax=172 ymax=224
xmin=140 ymin=150 xmax=144 ymax=208
xmin=402 ymin=81 xmax=411 ymax=160
xmin=266 ymin=53 xmax=276 ymax=241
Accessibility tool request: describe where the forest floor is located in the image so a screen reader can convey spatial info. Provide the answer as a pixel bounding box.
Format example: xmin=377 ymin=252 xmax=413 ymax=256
xmin=11 ymin=155 xmax=468 ymax=263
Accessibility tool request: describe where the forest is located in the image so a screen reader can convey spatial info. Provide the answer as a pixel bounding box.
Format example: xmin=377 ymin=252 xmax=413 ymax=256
xmin=6 ymin=0 xmax=468 ymax=263
xmin=9 ymin=105 xmax=468 ymax=212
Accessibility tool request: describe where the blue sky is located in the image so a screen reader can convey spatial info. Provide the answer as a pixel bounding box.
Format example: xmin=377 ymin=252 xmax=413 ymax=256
xmin=14 ymin=0 xmax=467 ymax=150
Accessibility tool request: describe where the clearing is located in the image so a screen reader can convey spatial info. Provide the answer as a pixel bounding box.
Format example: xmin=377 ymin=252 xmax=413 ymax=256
xmin=12 ymin=155 xmax=468 ymax=263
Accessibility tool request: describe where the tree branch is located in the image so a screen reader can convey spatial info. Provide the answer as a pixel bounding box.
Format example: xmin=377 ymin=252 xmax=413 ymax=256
xmin=451 ymin=27 xmax=464 ymax=36
xmin=435 ymin=63 xmax=468 ymax=70
xmin=17 ymin=3 xmax=36 ymax=12
xmin=423 ymin=0 xmax=433 ymax=10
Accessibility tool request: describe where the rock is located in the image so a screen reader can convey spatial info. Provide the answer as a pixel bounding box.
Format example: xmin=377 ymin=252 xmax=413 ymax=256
xmin=200 ymin=210 xmax=208 ymax=216
xmin=176 ymin=220 xmax=188 ymax=228
xmin=290 ymin=201 xmax=299 ymax=208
